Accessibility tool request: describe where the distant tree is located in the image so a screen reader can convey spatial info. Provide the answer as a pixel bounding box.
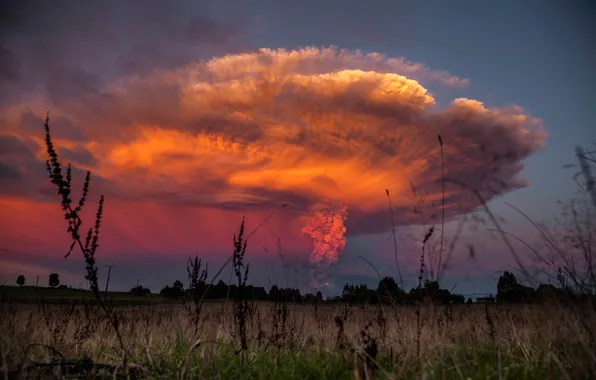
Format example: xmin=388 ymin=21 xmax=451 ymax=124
xmin=517 ymin=284 xmax=536 ymax=303
xmin=423 ymin=280 xmax=441 ymax=301
xmin=496 ymin=271 xmax=540 ymax=303
xmin=497 ymin=271 xmax=519 ymax=303
xmin=536 ymin=284 xmax=559 ymax=303
xmin=342 ymin=283 xmax=376 ymax=304
xmin=173 ymin=280 xmax=184 ymax=291
xmin=160 ymin=280 xmax=185 ymax=299
xmin=376 ymin=276 xmax=404 ymax=303
xmin=341 ymin=283 xmax=354 ymax=301
xmin=130 ymin=286 xmax=151 ymax=296
xmin=269 ymin=285 xmax=281 ymax=301
xmin=303 ymin=293 xmax=316 ymax=303
xmin=466 ymin=298 xmax=473 ymax=305
xmin=400 ymin=281 xmax=468 ymax=305
xmin=212 ymin=280 xmax=228 ymax=299
xmin=160 ymin=285 xmax=172 ymax=297
xmin=292 ymin=288 xmax=301 ymax=301
xmin=252 ymin=286 xmax=268 ymax=301
xmin=48 ymin=273 xmax=60 ymax=288
xmin=450 ymin=294 xmax=465 ymax=304
xmin=16 ymin=275 xmax=25 ymax=286
xmin=316 ymin=290 xmax=323 ymax=302
xmin=407 ymin=287 xmax=423 ymax=304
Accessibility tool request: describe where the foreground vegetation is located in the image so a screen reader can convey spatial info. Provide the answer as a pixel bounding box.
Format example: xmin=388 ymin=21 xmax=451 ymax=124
xmin=2 ymin=297 xmax=596 ymax=379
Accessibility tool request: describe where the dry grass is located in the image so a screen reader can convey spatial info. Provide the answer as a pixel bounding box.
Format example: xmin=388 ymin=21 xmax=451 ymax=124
xmin=2 ymin=299 xmax=595 ymax=379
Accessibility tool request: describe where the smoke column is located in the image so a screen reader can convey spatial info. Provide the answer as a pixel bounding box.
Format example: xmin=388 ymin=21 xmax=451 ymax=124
xmin=300 ymin=201 xmax=348 ymax=291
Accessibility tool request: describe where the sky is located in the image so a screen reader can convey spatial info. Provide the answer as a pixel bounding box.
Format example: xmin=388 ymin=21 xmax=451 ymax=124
xmin=0 ymin=0 xmax=594 ymax=297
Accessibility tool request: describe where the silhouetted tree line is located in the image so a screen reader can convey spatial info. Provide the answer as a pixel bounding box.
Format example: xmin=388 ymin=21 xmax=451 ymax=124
xmin=152 ymin=269 xmax=594 ymax=305
xmin=155 ymin=275 xmax=466 ymax=305
xmin=494 ymin=270 xmax=592 ymax=305
xmin=341 ymin=277 xmax=466 ymax=305
xmin=157 ymin=279 xmax=321 ymax=303
xmin=17 ymin=268 xmax=591 ymax=306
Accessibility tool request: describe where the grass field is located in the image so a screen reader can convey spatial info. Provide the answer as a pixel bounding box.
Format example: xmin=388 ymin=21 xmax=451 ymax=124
xmin=2 ymin=292 xmax=596 ymax=379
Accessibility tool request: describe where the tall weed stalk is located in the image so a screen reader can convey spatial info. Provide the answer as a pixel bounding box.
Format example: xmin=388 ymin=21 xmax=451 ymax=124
xmin=43 ymin=114 xmax=130 ymax=366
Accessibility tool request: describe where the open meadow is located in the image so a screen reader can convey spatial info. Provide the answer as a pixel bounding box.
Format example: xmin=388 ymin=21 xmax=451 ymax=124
xmin=2 ymin=291 xmax=596 ymax=379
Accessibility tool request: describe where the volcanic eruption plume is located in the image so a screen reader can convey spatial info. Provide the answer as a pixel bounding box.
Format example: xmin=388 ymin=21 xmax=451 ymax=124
xmin=300 ymin=201 xmax=348 ymax=289
xmin=0 ymin=46 xmax=547 ymax=283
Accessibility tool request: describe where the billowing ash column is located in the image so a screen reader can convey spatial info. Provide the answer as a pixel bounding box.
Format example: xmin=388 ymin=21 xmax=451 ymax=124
xmin=300 ymin=201 xmax=348 ymax=291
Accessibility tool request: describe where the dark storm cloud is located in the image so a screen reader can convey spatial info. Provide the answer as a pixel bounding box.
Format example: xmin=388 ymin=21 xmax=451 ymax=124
xmin=0 ymin=131 xmax=114 ymax=200
xmin=60 ymin=147 xmax=97 ymax=166
xmin=0 ymin=160 xmax=21 ymax=179
xmin=0 ymin=0 xmax=251 ymax=106
xmin=0 ymin=133 xmax=33 ymax=155
xmin=17 ymin=111 xmax=89 ymax=142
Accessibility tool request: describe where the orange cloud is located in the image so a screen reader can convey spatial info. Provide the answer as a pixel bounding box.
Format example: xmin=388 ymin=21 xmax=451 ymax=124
xmin=0 ymin=47 xmax=546 ymax=280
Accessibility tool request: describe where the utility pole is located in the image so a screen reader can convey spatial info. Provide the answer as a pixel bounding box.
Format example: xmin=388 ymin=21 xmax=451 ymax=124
xmin=104 ymin=265 xmax=115 ymax=299
xmin=35 ymin=275 xmax=39 ymax=287
xmin=136 ymin=278 xmax=140 ymax=288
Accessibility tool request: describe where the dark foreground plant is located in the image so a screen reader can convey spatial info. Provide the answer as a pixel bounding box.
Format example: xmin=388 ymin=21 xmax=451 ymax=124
xmin=415 ymin=225 xmax=434 ymax=367
xmin=186 ymin=255 xmax=209 ymax=336
xmin=232 ymin=217 xmax=255 ymax=354
xmin=43 ymin=114 xmax=131 ymax=368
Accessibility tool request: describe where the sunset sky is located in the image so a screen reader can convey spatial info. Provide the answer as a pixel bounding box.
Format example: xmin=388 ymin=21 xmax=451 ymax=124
xmin=0 ymin=0 xmax=594 ymax=296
